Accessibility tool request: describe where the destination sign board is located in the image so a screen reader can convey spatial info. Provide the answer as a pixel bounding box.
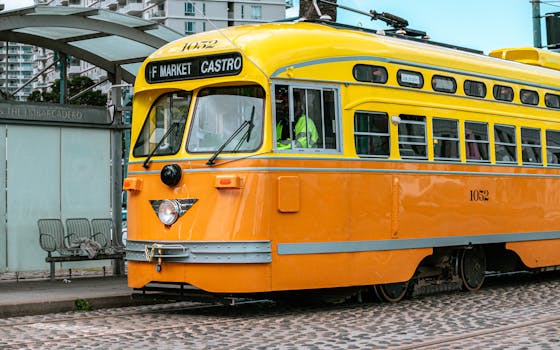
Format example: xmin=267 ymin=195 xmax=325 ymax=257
xmin=145 ymin=52 xmax=243 ymax=83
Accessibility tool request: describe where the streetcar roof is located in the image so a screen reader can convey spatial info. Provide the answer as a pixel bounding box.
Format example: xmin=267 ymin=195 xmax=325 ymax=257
xmin=143 ymin=21 xmax=560 ymax=89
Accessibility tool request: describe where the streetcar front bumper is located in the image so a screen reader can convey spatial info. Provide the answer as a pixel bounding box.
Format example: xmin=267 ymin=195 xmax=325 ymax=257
xmin=125 ymin=240 xmax=272 ymax=264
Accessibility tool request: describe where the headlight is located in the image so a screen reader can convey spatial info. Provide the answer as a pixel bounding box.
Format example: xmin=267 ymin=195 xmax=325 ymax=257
xmin=158 ymin=200 xmax=180 ymax=225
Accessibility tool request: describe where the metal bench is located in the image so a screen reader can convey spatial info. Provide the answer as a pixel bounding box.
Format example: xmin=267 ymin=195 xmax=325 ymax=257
xmin=38 ymin=218 xmax=125 ymax=280
xmin=91 ymin=218 xmax=125 ymax=254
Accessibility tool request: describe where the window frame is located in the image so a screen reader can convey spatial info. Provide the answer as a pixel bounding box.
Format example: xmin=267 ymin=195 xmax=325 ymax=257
xmin=398 ymin=114 xmax=427 ymax=160
xmin=354 ymin=111 xmax=390 ymax=158
xmin=464 ymin=80 xmax=487 ymax=98
xmin=493 ymin=85 xmax=514 ymax=102
xmin=353 ymin=64 xmax=388 ymax=84
xmin=520 ymin=89 xmax=539 ymax=106
xmin=431 ymin=75 xmax=457 ymax=94
xmin=465 ymin=121 xmax=490 ymax=163
xmin=250 ymin=5 xmax=262 ymax=19
xmin=520 ymin=127 xmax=542 ymax=165
xmin=432 ymin=117 xmax=460 ymax=161
xmin=494 ymin=124 xmax=517 ymax=164
xmin=132 ymin=90 xmax=192 ymax=158
xmin=185 ymin=21 xmax=195 ymax=35
xmin=546 ymin=130 xmax=560 ymax=166
xmin=185 ymin=85 xmax=265 ymax=154
xmin=184 ymin=2 xmax=195 ymax=16
xmin=397 ymin=69 xmax=424 ymax=89
xmin=273 ymin=82 xmax=342 ymax=154
xmin=545 ymin=93 xmax=560 ymax=109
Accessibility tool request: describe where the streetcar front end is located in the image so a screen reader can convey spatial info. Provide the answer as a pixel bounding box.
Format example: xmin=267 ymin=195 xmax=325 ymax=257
xmin=124 ymin=31 xmax=277 ymax=294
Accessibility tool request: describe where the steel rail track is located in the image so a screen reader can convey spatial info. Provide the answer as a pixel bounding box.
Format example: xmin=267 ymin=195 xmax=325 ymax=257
xmin=393 ymin=315 xmax=560 ymax=349
xmin=0 ymin=300 xmax=296 ymax=348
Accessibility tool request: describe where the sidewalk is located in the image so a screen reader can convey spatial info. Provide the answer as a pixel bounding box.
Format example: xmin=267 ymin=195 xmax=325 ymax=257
xmin=0 ymin=274 xmax=150 ymax=318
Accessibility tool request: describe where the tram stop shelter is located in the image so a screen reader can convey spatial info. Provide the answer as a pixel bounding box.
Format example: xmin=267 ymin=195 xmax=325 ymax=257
xmin=0 ymin=5 xmax=182 ymax=274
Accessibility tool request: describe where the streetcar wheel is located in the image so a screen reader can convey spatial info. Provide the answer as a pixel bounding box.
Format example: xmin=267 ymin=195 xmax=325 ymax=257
xmin=459 ymin=246 xmax=486 ymax=291
xmin=373 ymin=281 xmax=409 ymax=302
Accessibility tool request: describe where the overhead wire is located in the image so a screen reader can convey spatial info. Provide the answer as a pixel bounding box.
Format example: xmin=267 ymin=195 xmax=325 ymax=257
xmin=192 ymin=3 xmax=271 ymax=80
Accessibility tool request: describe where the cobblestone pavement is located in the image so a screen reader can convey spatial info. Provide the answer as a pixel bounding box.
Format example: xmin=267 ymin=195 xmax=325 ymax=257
xmin=1 ymin=273 xmax=560 ymax=349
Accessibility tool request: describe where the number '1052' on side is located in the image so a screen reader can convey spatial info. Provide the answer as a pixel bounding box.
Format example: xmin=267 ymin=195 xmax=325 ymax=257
xmin=470 ymin=189 xmax=489 ymax=201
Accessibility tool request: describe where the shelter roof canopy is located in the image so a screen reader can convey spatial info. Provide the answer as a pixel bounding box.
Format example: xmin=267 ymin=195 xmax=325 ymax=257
xmin=0 ymin=5 xmax=182 ymax=83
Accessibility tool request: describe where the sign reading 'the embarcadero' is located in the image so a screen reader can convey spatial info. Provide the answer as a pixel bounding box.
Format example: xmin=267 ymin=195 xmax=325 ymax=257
xmin=145 ymin=52 xmax=243 ymax=83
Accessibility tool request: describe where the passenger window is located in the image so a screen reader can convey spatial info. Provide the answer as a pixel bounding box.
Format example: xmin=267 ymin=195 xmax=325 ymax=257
xmin=353 ymin=64 xmax=388 ymax=84
xmin=397 ymin=70 xmax=424 ymax=89
xmin=465 ymin=121 xmax=490 ymax=162
xmin=274 ymin=84 xmax=339 ymax=151
xmin=521 ymin=127 xmax=542 ymax=165
xmin=545 ymin=93 xmax=560 ymax=109
xmin=398 ymin=115 xmax=427 ymax=159
xmin=520 ymin=89 xmax=539 ymax=105
xmin=494 ymin=124 xmax=517 ymax=164
xmin=354 ymin=112 xmax=390 ymax=158
xmin=493 ymin=85 xmax=514 ymax=102
xmin=464 ymin=80 xmax=486 ymax=98
xmin=433 ymin=118 xmax=459 ymax=160
xmin=432 ymin=75 xmax=457 ymax=93
xmin=546 ymin=130 xmax=560 ymax=165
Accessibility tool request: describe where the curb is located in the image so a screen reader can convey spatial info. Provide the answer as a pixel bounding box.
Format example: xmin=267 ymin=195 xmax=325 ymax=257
xmin=0 ymin=294 xmax=155 ymax=318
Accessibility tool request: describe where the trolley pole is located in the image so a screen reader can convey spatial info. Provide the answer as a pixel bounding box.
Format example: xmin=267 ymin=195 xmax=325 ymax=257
xmin=532 ymin=0 xmax=542 ymax=48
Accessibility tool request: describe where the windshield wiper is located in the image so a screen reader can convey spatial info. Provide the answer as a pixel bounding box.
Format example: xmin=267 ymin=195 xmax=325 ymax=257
xmin=143 ymin=122 xmax=180 ymax=169
xmin=207 ymin=107 xmax=255 ymax=166
xmin=233 ymin=106 xmax=256 ymax=152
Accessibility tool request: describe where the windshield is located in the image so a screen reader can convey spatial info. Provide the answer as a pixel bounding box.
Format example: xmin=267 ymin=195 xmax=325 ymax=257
xmin=133 ymin=91 xmax=191 ymax=157
xmin=187 ymin=86 xmax=264 ymax=153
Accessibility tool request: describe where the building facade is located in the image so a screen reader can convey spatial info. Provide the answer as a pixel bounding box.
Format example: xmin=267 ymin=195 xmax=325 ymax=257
xmin=0 ymin=0 xmax=289 ymax=101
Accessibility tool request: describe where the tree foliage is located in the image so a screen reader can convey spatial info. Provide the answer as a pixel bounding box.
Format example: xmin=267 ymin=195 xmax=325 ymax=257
xmin=27 ymin=76 xmax=107 ymax=106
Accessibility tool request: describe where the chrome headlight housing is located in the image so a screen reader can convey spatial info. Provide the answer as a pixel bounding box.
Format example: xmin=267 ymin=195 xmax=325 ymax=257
xmin=150 ymin=198 xmax=198 ymax=226
xmin=157 ymin=200 xmax=181 ymax=225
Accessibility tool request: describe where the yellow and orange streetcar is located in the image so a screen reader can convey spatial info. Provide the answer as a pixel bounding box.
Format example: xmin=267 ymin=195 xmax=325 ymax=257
xmin=124 ymin=8 xmax=560 ymax=302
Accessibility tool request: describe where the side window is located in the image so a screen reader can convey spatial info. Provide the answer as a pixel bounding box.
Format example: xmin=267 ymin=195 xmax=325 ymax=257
xmin=353 ymin=65 xmax=388 ymax=84
xmin=521 ymin=127 xmax=542 ymax=165
xmin=520 ymin=89 xmax=539 ymax=106
xmin=546 ymin=130 xmax=560 ymax=166
xmin=465 ymin=121 xmax=490 ymax=162
xmin=545 ymin=93 xmax=560 ymax=109
xmin=494 ymin=124 xmax=517 ymax=164
xmin=275 ymin=85 xmax=339 ymax=152
xmin=354 ymin=112 xmax=390 ymax=158
xmin=433 ymin=118 xmax=459 ymax=160
xmin=431 ymin=75 xmax=457 ymax=94
xmin=493 ymin=85 xmax=514 ymax=102
xmin=464 ymin=80 xmax=486 ymax=98
xmin=398 ymin=115 xmax=427 ymax=159
xmin=397 ymin=70 xmax=424 ymax=89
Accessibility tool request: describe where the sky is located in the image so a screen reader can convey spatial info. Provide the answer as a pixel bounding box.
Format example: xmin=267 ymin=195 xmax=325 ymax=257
xmin=287 ymin=0 xmax=559 ymax=54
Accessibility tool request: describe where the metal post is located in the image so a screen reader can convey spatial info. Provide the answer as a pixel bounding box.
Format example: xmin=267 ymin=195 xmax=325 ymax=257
xmin=59 ymin=52 xmax=67 ymax=104
xmin=532 ymin=0 xmax=542 ymax=48
xmin=110 ymin=68 xmax=124 ymax=276
xmin=4 ymin=41 xmax=8 ymax=100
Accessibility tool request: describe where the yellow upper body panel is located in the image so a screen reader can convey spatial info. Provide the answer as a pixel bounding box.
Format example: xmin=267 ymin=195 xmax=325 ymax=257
xmin=136 ymin=21 xmax=560 ymax=91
